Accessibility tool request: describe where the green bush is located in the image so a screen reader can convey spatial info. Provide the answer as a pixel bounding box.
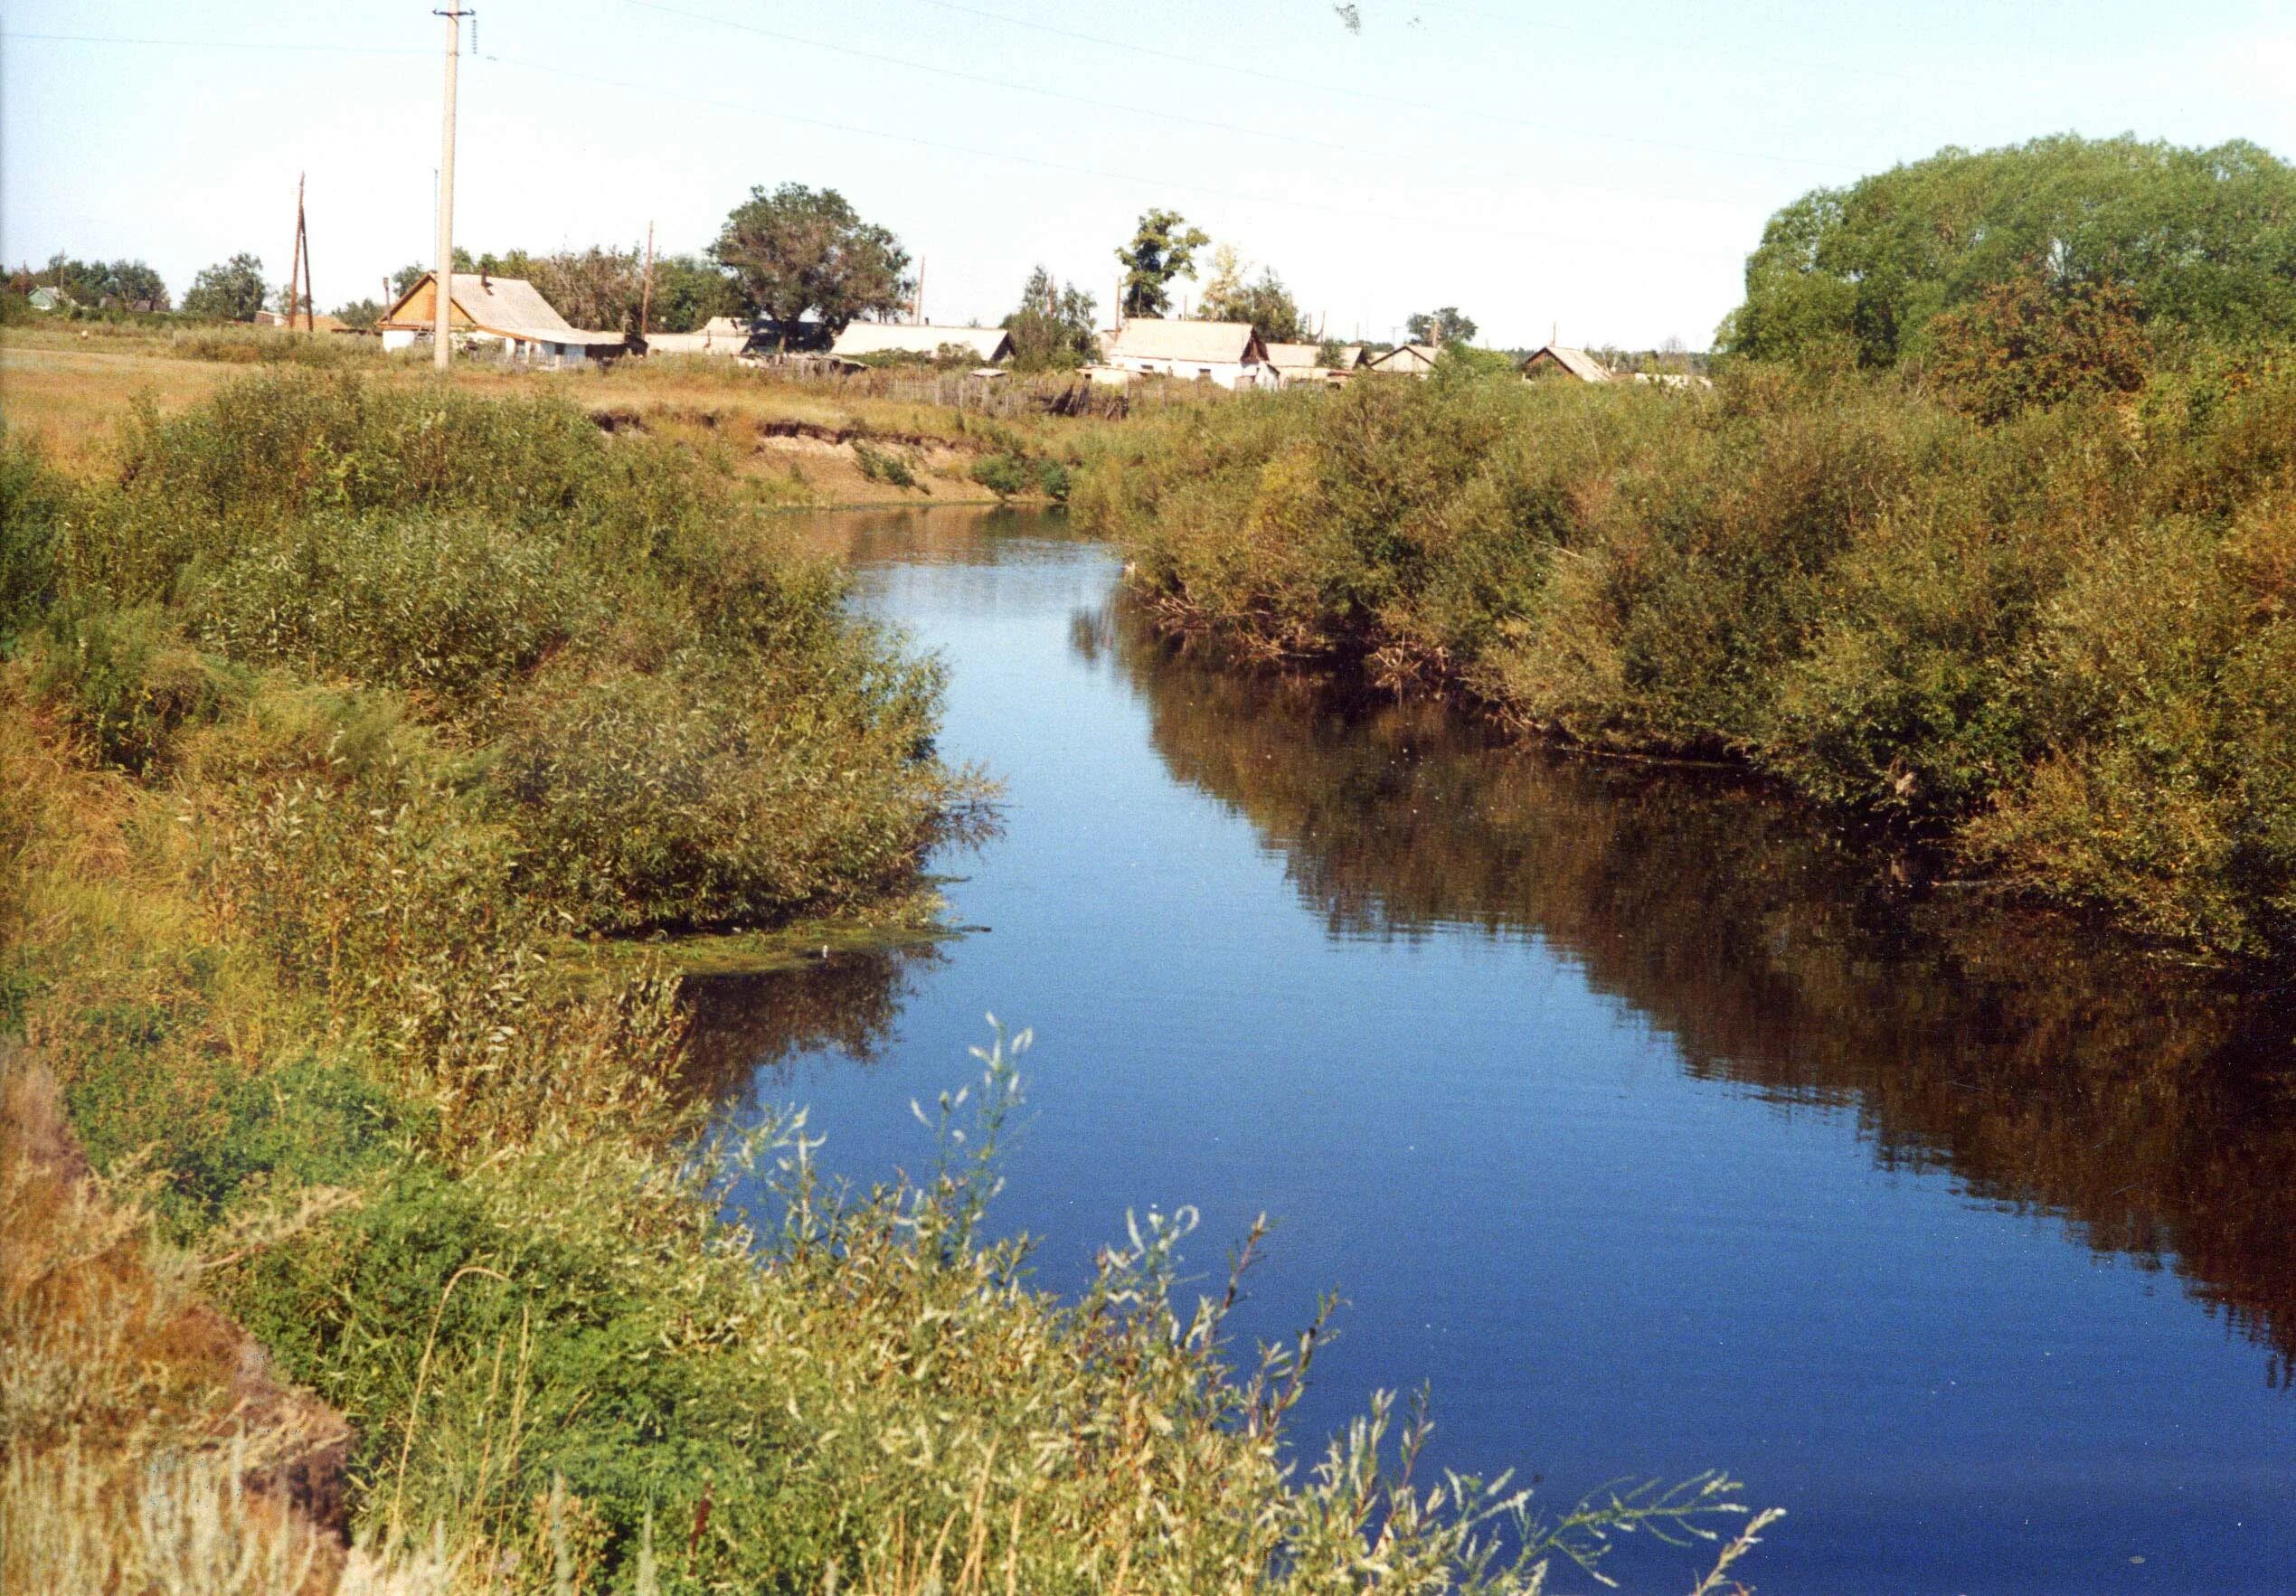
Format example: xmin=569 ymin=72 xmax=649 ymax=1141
xmin=1076 ymin=359 xmax=2296 ymax=960
xmin=31 ymin=604 xmax=243 ymax=774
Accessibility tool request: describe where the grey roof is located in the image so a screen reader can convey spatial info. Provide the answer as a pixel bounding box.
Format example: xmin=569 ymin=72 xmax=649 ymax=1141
xmin=1523 ymin=345 xmax=1613 ymax=382
xmin=828 ymin=322 xmax=1012 ymax=361
xmin=1103 ymin=318 xmax=1264 ymax=364
xmin=1367 ymin=343 xmax=1441 ymax=372
xmin=383 ymin=272 xmax=623 ymax=346
xmin=1265 ymin=341 xmax=1325 ymax=371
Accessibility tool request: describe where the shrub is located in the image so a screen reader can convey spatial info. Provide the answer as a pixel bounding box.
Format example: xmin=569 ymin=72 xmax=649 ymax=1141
xmin=31 ymin=605 xmax=242 ymax=775
xmin=851 ymin=439 xmax=924 ymax=492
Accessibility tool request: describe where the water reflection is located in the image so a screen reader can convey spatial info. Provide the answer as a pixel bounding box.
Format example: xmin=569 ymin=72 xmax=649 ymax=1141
xmin=680 ymin=944 xmax=944 ymax=1095
xmin=1082 ymin=599 xmax=2296 ymax=1381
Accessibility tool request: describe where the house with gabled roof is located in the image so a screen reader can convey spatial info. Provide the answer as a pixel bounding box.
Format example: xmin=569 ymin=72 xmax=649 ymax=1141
xmin=1365 ymin=343 xmax=1442 ymax=377
xmin=1101 ymin=319 xmax=1274 ymax=390
xmin=827 ymin=322 xmax=1013 ymax=364
xmin=1519 ymin=344 xmax=1615 ymax=382
xmin=378 ymin=271 xmax=624 ymax=365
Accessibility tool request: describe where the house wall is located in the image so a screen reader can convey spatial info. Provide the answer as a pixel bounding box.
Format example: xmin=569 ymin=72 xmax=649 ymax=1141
xmin=1110 ymin=355 xmax=1269 ymax=390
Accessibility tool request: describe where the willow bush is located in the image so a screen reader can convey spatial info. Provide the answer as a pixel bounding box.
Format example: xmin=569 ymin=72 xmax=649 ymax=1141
xmin=1074 ymin=354 xmax=2296 ymax=960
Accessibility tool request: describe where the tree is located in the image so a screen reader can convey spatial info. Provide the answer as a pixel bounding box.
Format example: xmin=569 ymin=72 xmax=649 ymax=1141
xmin=1004 ymin=266 xmax=1098 ymax=372
xmin=1924 ymin=269 xmax=2151 ymax=422
xmin=104 ymin=260 xmax=168 ymax=311
xmin=1116 ymin=209 xmax=1209 ymax=319
xmin=24 ymin=254 xmax=170 ymax=311
xmin=647 ymin=254 xmax=742 ymax=334
xmin=711 ymin=184 xmax=912 ymax=339
xmin=1198 ymin=246 xmax=1307 ymax=343
xmin=391 ymin=250 xmax=474 ymax=302
xmin=1716 ymin=135 xmax=2296 ymax=366
xmin=181 ymin=253 xmax=268 ymax=321
xmin=1405 ymin=307 xmax=1477 ymax=345
xmin=333 ymin=297 xmax=385 ymax=331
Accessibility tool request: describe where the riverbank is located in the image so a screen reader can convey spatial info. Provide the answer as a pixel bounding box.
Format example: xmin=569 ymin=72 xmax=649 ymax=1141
xmin=1072 ymin=355 xmax=2296 ymax=966
xmin=0 ymin=323 xmax=1109 ymax=506
xmin=0 ymin=373 xmax=1763 ymax=1593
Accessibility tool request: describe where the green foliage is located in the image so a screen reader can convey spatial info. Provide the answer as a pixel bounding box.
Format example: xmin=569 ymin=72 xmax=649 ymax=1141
xmin=1200 ymin=248 xmax=1308 ymax=344
xmin=1076 ymin=356 xmax=2296 ymax=961
xmin=711 ymin=184 xmax=912 ymax=333
xmin=969 ymin=451 xmax=1071 ymax=502
xmin=1003 ymin=264 xmax=1099 ymax=372
xmin=1720 ymin=135 xmax=2296 ymax=366
xmin=1924 ymin=269 xmax=2151 ymax=421
xmin=1117 ymin=208 xmax=1210 ymax=319
xmin=12 ymin=252 xmax=170 ymax=311
xmin=180 ymin=252 xmax=269 ymax=322
xmin=0 ymin=433 xmax=66 ymax=648
xmin=330 ymin=297 xmax=384 ymax=331
xmin=851 ymin=439 xmax=925 ymax=492
xmin=1407 ymin=306 xmax=1479 ymax=345
xmin=31 ymin=605 xmax=243 ymax=776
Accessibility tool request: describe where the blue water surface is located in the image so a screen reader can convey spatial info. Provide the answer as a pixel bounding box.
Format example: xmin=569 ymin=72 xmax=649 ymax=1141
xmin=706 ymin=509 xmax=2294 ymax=1596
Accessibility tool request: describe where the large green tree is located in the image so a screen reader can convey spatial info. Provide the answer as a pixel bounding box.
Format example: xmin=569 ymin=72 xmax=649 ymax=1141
xmin=1405 ymin=307 xmax=1477 ymax=345
xmin=24 ymin=253 xmax=172 ymax=311
xmin=1199 ymin=246 xmax=1307 ymax=343
xmin=181 ymin=253 xmax=268 ymax=321
xmin=1003 ymin=266 xmax=1098 ymax=371
xmin=1116 ymin=209 xmax=1209 ymax=319
xmin=711 ymin=184 xmax=911 ymax=337
xmin=1717 ymin=135 xmax=2296 ymax=365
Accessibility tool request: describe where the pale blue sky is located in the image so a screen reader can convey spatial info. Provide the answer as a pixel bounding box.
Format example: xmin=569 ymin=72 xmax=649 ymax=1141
xmin=5 ymin=1 xmax=2291 ymax=348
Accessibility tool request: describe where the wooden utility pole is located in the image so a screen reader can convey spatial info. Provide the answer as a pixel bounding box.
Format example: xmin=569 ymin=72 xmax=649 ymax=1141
xmin=913 ymin=256 xmax=925 ymax=325
xmin=288 ymin=175 xmax=315 ymax=332
xmin=433 ymin=5 xmax=470 ymax=371
xmin=640 ymin=220 xmax=656 ymax=339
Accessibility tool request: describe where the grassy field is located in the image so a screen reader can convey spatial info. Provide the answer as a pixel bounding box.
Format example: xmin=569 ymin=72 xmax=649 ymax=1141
xmin=0 ymin=323 xmax=1116 ymax=505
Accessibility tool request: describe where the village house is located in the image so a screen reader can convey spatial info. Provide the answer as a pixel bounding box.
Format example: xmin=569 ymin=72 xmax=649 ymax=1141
xmin=1264 ymin=341 xmax=1366 ymax=389
xmin=827 ymin=322 xmax=1014 ymax=365
xmin=377 ymin=271 xmax=624 ymax=365
xmin=1365 ymin=342 xmax=1441 ymax=377
xmin=638 ymin=316 xmax=760 ymax=357
xmin=26 ymin=287 xmax=66 ymax=312
xmin=1520 ymin=344 xmax=1615 ymax=382
xmin=1100 ymin=319 xmax=1275 ymax=389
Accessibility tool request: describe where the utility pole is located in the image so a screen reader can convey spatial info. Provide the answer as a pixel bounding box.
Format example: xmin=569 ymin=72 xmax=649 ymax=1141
xmin=640 ymin=220 xmax=656 ymax=339
xmin=433 ymin=4 xmax=471 ymax=371
xmin=912 ymin=256 xmax=926 ymax=325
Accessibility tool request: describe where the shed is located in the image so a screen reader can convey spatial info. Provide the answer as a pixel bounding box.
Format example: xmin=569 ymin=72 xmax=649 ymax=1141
xmin=827 ymin=323 xmax=1013 ymax=364
xmin=1520 ymin=345 xmax=1614 ymax=382
xmin=1100 ymin=319 xmax=1274 ymax=389
xmin=1365 ymin=343 xmax=1441 ymax=377
xmin=26 ymin=287 xmax=65 ymax=312
xmin=377 ymin=271 xmax=624 ymax=364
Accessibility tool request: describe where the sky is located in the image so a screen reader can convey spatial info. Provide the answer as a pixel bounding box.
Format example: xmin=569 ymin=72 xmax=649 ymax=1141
xmin=4 ymin=0 xmax=2292 ymax=350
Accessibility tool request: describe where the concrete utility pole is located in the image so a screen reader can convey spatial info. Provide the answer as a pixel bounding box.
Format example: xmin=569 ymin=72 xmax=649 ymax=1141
xmin=640 ymin=221 xmax=656 ymax=339
xmin=433 ymin=5 xmax=471 ymax=371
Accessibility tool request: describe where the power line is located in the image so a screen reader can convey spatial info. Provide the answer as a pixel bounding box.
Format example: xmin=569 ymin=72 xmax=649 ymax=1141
xmin=890 ymin=0 xmax=1854 ymax=174
xmin=0 ymin=29 xmax=427 ymax=56
xmin=623 ymin=0 xmax=1349 ymax=152
xmin=481 ymin=51 xmax=1749 ymax=266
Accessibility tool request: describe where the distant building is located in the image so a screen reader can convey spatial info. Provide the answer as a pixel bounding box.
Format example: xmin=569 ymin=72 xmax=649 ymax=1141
xmin=1100 ymin=319 xmax=1275 ymax=389
xmin=827 ymin=322 xmax=1014 ymax=364
xmin=1365 ymin=343 xmax=1441 ymax=377
xmin=377 ymin=271 xmax=624 ymax=365
xmin=1264 ymin=341 xmax=1365 ymax=389
xmin=1519 ymin=345 xmax=1615 ymax=382
xmin=254 ymin=308 xmax=350 ymax=335
xmin=639 ymin=316 xmax=760 ymax=357
xmin=26 ymin=287 xmax=65 ymax=312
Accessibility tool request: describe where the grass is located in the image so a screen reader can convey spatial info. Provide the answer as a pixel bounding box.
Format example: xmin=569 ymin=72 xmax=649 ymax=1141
xmin=1073 ymin=349 xmax=2296 ymax=964
xmin=0 ymin=324 xmax=1123 ymax=507
xmin=2 ymin=369 xmax=1768 ymax=1592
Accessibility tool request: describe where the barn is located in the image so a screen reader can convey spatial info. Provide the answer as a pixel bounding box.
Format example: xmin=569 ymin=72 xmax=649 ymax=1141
xmin=378 ymin=271 xmax=624 ymax=365
xmin=1100 ymin=319 xmax=1275 ymax=389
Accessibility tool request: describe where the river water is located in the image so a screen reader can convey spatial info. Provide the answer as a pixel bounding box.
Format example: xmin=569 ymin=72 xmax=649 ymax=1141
xmin=695 ymin=507 xmax=2295 ymax=1594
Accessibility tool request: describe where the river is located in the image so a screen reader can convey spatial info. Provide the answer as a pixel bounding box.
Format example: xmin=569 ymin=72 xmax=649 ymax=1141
xmin=694 ymin=506 xmax=2295 ymax=1594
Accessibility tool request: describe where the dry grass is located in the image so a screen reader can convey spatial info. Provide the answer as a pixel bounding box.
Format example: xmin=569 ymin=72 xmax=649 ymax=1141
xmin=0 ymin=326 xmax=1100 ymax=505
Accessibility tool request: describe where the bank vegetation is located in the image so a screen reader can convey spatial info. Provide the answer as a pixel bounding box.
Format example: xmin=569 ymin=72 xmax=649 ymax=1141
xmin=0 ymin=372 xmax=1764 ymax=1593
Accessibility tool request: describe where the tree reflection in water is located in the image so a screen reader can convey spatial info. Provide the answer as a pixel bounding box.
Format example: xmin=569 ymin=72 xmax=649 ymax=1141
xmin=1076 ymin=596 xmax=2296 ymax=1384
